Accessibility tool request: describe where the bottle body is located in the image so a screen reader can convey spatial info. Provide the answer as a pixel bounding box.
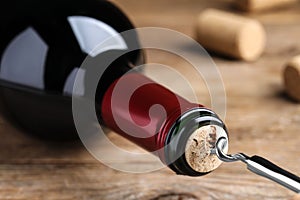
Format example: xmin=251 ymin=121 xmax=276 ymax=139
xmin=0 ymin=0 xmax=142 ymax=139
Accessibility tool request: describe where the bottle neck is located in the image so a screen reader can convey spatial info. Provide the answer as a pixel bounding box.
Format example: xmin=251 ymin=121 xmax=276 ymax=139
xmin=100 ymin=72 xmax=199 ymax=151
xmin=100 ymin=70 xmax=228 ymax=176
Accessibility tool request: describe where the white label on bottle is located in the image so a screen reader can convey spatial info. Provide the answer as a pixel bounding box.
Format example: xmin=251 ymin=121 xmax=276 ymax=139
xmin=68 ymin=16 xmax=128 ymax=57
xmin=0 ymin=27 xmax=48 ymax=89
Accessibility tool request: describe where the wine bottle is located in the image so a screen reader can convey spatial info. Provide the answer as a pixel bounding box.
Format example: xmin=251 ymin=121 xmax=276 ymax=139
xmin=0 ymin=0 xmax=228 ymax=176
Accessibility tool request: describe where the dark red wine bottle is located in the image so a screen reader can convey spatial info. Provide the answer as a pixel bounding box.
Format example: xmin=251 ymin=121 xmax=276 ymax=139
xmin=0 ymin=0 xmax=228 ymax=176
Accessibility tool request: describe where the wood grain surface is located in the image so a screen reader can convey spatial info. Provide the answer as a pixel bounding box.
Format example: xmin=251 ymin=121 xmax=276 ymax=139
xmin=1 ymin=0 xmax=300 ymax=199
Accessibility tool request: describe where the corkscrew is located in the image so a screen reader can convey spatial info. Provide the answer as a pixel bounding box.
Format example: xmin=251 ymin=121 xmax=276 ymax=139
xmin=213 ymin=137 xmax=300 ymax=193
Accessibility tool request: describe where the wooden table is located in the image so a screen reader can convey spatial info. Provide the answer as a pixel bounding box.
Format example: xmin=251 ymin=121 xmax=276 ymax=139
xmin=1 ymin=0 xmax=300 ymax=199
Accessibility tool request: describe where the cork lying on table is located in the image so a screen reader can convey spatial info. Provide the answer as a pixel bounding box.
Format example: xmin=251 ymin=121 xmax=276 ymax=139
xmin=185 ymin=125 xmax=228 ymax=173
xmin=234 ymin=0 xmax=297 ymax=12
xmin=196 ymin=9 xmax=266 ymax=61
xmin=283 ymin=55 xmax=300 ymax=102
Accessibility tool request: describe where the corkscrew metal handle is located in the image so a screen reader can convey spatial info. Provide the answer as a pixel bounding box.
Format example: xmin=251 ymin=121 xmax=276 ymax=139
xmin=215 ymin=137 xmax=300 ymax=193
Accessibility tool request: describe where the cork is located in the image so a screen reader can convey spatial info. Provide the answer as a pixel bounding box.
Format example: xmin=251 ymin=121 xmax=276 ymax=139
xmin=185 ymin=125 xmax=228 ymax=173
xmin=234 ymin=0 xmax=297 ymax=12
xmin=196 ymin=9 xmax=266 ymax=61
xmin=283 ymin=55 xmax=300 ymax=102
